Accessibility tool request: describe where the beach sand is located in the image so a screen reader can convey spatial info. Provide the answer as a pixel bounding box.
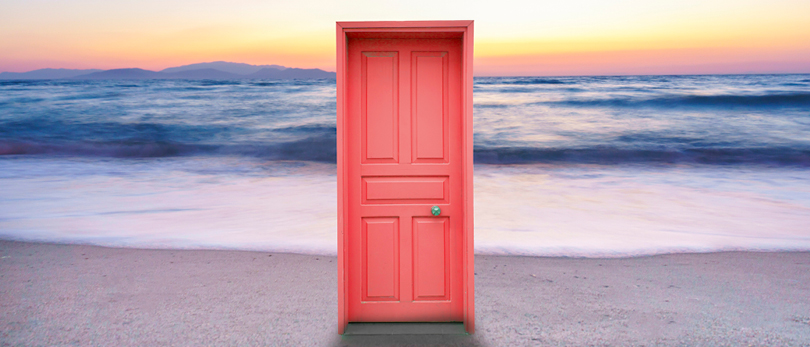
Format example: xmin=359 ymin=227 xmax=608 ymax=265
xmin=1 ymin=240 xmax=809 ymax=346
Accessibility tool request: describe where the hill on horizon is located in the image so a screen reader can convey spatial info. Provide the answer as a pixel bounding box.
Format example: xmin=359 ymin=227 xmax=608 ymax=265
xmin=0 ymin=68 xmax=103 ymax=80
xmin=160 ymin=61 xmax=286 ymax=75
xmin=0 ymin=62 xmax=335 ymax=80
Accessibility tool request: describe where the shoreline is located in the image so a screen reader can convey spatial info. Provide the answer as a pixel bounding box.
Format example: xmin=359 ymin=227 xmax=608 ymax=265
xmin=2 ymin=240 xmax=809 ymax=346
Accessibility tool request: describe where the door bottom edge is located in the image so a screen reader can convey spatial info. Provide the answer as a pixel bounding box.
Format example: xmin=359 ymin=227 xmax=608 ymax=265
xmin=344 ymin=322 xmax=466 ymax=335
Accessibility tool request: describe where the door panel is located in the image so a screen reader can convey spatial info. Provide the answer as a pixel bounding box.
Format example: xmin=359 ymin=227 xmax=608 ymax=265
xmin=413 ymin=217 xmax=450 ymax=300
xmin=412 ymin=51 xmax=448 ymax=162
xmin=361 ymin=52 xmax=399 ymax=163
xmin=362 ymin=217 xmax=399 ymax=301
xmin=362 ymin=176 xmax=448 ymax=204
xmin=347 ymin=37 xmax=463 ymax=322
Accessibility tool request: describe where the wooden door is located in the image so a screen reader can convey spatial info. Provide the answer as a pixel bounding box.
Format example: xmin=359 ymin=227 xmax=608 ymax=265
xmin=345 ymin=37 xmax=464 ymax=322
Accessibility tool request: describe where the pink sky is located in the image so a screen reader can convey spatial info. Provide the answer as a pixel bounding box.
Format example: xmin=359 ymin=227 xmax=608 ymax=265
xmin=2 ymin=0 xmax=809 ymax=76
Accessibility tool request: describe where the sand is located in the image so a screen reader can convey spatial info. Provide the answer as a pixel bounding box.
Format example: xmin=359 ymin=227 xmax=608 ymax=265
xmin=1 ymin=240 xmax=809 ymax=346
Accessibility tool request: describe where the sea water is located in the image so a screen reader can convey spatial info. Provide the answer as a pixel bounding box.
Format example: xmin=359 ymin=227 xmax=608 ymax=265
xmin=1 ymin=75 xmax=809 ymax=256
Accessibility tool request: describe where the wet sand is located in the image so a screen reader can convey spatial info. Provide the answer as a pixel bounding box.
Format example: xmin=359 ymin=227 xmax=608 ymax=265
xmin=1 ymin=240 xmax=809 ymax=346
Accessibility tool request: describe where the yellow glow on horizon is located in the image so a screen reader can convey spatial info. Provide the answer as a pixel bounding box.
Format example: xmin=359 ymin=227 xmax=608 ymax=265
xmin=1 ymin=0 xmax=809 ymax=75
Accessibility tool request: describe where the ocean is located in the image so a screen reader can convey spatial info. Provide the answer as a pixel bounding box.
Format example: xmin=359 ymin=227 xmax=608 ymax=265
xmin=1 ymin=75 xmax=809 ymax=256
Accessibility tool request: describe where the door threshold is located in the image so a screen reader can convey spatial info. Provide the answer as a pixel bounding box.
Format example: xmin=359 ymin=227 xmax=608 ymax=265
xmin=344 ymin=322 xmax=466 ymax=335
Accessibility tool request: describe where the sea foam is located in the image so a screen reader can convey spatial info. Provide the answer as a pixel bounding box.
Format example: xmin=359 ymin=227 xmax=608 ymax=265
xmin=1 ymin=158 xmax=808 ymax=257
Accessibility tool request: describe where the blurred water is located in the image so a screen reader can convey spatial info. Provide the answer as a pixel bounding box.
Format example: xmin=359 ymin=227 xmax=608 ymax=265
xmin=1 ymin=75 xmax=809 ymax=256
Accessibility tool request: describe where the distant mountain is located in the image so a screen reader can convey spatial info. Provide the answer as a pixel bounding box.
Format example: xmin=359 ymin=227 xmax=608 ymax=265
xmin=2 ymin=63 xmax=335 ymax=80
xmin=160 ymin=61 xmax=286 ymax=75
xmin=73 ymin=68 xmax=165 ymax=80
xmin=248 ymin=68 xmax=336 ymax=80
xmin=0 ymin=68 xmax=103 ymax=80
xmin=72 ymin=68 xmax=244 ymax=80
xmin=164 ymin=68 xmax=243 ymax=79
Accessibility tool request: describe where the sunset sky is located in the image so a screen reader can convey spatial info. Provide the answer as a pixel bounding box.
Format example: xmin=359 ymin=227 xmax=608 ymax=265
xmin=2 ymin=0 xmax=809 ymax=76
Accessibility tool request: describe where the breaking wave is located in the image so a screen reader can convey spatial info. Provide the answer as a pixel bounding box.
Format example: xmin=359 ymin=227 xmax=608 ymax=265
xmin=544 ymin=92 xmax=810 ymax=108
xmin=473 ymin=146 xmax=810 ymax=166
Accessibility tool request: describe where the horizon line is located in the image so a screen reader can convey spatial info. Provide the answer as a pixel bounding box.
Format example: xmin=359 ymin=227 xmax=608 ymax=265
xmin=4 ymin=61 xmax=810 ymax=79
xmin=3 ymin=70 xmax=810 ymax=79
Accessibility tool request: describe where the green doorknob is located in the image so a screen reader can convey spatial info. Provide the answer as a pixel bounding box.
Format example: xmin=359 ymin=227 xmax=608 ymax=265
xmin=431 ymin=206 xmax=441 ymax=216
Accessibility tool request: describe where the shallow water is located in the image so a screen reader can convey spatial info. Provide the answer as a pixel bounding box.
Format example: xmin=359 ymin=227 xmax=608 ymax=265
xmin=1 ymin=75 xmax=809 ymax=256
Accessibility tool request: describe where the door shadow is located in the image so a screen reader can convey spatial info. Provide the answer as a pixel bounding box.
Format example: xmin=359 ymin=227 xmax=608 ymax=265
xmin=329 ymin=323 xmax=486 ymax=347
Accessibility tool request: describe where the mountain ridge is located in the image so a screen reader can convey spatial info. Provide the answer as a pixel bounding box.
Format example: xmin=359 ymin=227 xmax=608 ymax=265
xmin=0 ymin=68 xmax=103 ymax=80
xmin=0 ymin=62 xmax=335 ymax=80
xmin=160 ymin=61 xmax=285 ymax=75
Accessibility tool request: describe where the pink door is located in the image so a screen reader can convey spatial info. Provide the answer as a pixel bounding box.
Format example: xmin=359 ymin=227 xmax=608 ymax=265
xmin=345 ymin=37 xmax=464 ymax=322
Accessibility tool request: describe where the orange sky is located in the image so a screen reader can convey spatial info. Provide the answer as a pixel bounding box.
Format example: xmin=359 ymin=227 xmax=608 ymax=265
xmin=2 ymin=0 xmax=809 ymax=76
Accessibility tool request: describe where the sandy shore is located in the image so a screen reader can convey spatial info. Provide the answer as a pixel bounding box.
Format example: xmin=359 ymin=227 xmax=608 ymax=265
xmin=1 ymin=240 xmax=809 ymax=346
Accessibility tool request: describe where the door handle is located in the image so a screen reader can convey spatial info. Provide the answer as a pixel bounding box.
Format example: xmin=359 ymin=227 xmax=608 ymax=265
xmin=431 ymin=206 xmax=441 ymax=216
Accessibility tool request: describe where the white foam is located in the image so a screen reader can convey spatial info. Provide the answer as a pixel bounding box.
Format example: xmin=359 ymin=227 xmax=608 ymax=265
xmin=1 ymin=158 xmax=809 ymax=257
xmin=473 ymin=164 xmax=810 ymax=256
xmin=0 ymin=158 xmax=338 ymax=254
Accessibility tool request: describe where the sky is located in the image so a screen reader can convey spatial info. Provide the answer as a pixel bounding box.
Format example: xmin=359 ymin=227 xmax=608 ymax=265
xmin=1 ymin=0 xmax=809 ymax=76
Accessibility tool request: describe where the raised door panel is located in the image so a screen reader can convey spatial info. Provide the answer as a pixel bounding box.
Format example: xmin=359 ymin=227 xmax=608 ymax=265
xmin=362 ymin=176 xmax=449 ymax=204
xmin=412 ymin=52 xmax=449 ymax=163
xmin=413 ymin=217 xmax=450 ymax=301
xmin=362 ymin=52 xmax=399 ymax=163
xmin=362 ymin=217 xmax=400 ymax=301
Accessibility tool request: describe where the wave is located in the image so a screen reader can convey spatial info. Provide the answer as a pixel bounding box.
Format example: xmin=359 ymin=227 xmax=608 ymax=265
xmin=0 ymin=80 xmax=35 ymax=86
xmin=475 ymin=78 xmax=568 ymax=85
xmin=0 ymin=117 xmax=339 ymax=161
xmin=273 ymin=124 xmax=336 ymax=134
xmin=473 ymin=146 xmax=810 ymax=166
xmin=56 ymin=92 xmax=124 ymax=101
xmin=0 ymin=135 xmax=337 ymax=162
xmin=495 ymin=87 xmax=538 ymax=93
xmin=474 ymin=103 xmax=511 ymax=108
xmin=5 ymin=137 xmax=809 ymax=166
xmin=250 ymin=81 xmax=285 ymax=87
xmin=502 ymin=78 xmax=568 ymax=85
xmin=0 ymin=140 xmax=210 ymax=158
xmin=3 ymin=75 xmax=808 ymax=167
xmin=544 ymin=92 xmax=810 ymax=108
xmin=197 ymin=80 xmax=242 ymax=86
xmin=1 ymin=97 xmax=46 ymax=105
